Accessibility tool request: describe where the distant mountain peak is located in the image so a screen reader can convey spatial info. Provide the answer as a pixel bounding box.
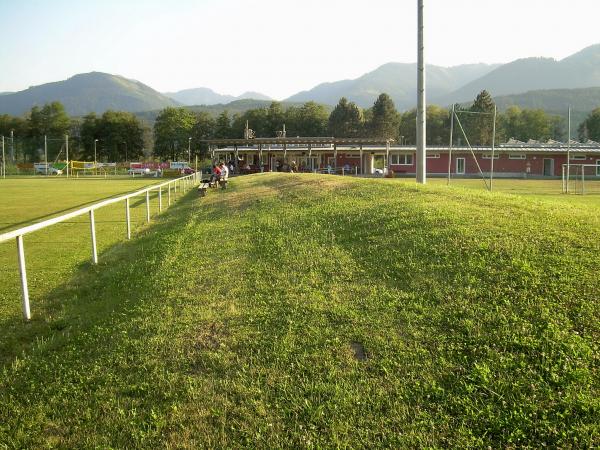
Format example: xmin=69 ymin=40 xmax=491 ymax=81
xmin=0 ymin=72 xmax=179 ymax=116
xmin=165 ymin=88 xmax=272 ymax=106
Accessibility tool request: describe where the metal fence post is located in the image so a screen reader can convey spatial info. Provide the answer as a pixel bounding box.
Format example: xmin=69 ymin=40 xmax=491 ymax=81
xmin=89 ymin=210 xmax=98 ymax=264
xmin=159 ymin=187 xmax=162 ymax=212
xmin=125 ymin=197 xmax=131 ymax=239
xmin=146 ymin=191 xmax=150 ymax=222
xmin=16 ymin=235 xmax=31 ymax=320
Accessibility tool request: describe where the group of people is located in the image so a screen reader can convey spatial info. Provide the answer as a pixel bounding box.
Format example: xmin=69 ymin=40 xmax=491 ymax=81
xmin=210 ymin=161 xmax=230 ymax=187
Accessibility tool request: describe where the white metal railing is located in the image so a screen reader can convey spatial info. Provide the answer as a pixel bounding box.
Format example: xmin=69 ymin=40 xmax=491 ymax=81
xmin=0 ymin=172 xmax=201 ymax=320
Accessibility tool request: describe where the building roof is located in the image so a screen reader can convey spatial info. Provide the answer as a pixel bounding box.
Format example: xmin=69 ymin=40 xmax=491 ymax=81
xmin=201 ymin=137 xmax=394 ymax=146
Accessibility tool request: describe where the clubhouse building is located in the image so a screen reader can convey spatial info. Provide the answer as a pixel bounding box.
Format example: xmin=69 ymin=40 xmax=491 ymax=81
xmin=204 ymin=137 xmax=600 ymax=178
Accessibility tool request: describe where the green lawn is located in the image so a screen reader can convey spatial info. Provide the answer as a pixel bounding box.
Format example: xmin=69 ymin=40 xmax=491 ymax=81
xmin=0 ymin=174 xmax=598 ymax=448
xmin=0 ymin=177 xmax=162 ymax=232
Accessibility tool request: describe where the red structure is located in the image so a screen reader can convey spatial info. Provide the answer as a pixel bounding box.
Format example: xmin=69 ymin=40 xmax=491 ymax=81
xmin=204 ymin=137 xmax=600 ymax=178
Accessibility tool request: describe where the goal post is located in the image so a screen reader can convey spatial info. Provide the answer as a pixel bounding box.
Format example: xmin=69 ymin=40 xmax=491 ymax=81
xmin=70 ymin=161 xmax=117 ymax=177
xmin=562 ymin=164 xmax=600 ymax=194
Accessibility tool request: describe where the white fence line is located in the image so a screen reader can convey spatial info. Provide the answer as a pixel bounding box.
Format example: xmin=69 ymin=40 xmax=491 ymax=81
xmin=0 ymin=172 xmax=200 ymax=320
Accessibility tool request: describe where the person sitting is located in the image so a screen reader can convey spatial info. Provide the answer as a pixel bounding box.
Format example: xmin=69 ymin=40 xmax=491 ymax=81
xmin=210 ymin=164 xmax=222 ymax=185
xmin=219 ymin=162 xmax=229 ymax=189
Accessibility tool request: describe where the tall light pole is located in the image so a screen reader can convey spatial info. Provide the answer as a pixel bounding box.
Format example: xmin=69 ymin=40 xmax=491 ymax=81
xmin=122 ymin=141 xmax=128 ymax=162
xmin=416 ymin=0 xmax=426 ymax=184
xmin=65 ymin=134 xmax=69 ymax=178
xmin=94 ymin=139 xmax=98 ymax=175
xmin=188 ymin=137 xmax=192 ymax=164
xmin=1 ymin=135 xmax=5 ymax=179
xmin=44 ymin=135 xmax=48 ymax=176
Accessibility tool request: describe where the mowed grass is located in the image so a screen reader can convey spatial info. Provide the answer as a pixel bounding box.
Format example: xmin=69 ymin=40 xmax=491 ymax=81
xmin=0 ymin=176 xmax=190 ymax=358
xmin=0 ymin=177 xmax=162 ymax=232
xmin=0 ymin=174 xmax=599 ymax=448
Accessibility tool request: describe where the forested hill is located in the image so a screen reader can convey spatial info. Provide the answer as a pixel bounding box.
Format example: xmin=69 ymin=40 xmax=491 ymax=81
xmin=443 ymin=44 xmax=600 ymax=104
xmin=0 ymin=72 xmax=179 ymax=116
xmin=135 ymin=99 xmax=323 ymax=124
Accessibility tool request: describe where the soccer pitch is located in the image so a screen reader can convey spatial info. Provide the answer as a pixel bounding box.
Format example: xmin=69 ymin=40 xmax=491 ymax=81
xmin=0 ymin=177 xmax=186 ymax=327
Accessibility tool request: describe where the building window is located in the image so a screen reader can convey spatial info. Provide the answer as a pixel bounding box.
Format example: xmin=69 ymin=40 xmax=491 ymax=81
xmin=246 ymin=154 xmax=255 ymax=165
xmin=571 ymin=154 xmax=586 ymax=160
xmin=427 ymin=153 xmax=440 ymax=159
xmin=456 ymin=157 xmax=465 ymax=174
xmin=391 ymin=154 xmax=413 ymax=165
xmin=509 ymin=154 xmax=526 ymax=160
xmin=482 ymin=154 xmax=500 ymax=159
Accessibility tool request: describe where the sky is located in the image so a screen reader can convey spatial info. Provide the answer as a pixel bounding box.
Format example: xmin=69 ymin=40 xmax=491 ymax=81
xmin=0 ymin=0 xmax=599 ymax=99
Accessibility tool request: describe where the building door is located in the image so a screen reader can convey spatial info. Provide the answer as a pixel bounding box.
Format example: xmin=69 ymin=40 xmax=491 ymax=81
xmin=543 ymin=158 xmax=554 ymax=176
xmin=456 ymin=157 xmax=465 ymax=174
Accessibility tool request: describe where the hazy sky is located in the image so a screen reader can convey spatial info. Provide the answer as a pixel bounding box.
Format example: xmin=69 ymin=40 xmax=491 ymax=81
xmin=0 ymin=0 xmax=599 ymax=99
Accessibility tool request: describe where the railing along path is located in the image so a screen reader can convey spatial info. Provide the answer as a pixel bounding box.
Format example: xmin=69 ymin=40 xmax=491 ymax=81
xmin=0 ymin=172 xmax=200 ymax=320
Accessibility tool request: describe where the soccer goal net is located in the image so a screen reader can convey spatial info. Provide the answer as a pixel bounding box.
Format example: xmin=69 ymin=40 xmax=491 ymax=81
xmin=71 ymin=161 xmax=117 ymax=176
xmin=562 ymin=164 xmax=600 ymax=194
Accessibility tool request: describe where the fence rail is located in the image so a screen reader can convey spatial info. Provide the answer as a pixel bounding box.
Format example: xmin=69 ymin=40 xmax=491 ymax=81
xmin=0 ymin=172 xmax=200 ymax=320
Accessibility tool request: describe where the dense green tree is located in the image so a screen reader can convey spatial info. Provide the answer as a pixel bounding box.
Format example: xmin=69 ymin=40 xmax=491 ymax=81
xmin=78 ymin=112 xmax=145 ymax=161
xmin=0 ymin=115 xmax=28 ymax=161
xmin=98 ymin=111 xmax=145 ymax=161
xmin=153 ymin=107 xmax=196 ymax=160
xmin=27 ymin=102 xmax=70 ymax=139
xmin=266 ymin=101 xmax=285 ymax=136
xmin=368 ymin=93 xmax=400 ymax=139
xmin=328 ymin=97 xmax=363 ymax=137
xmin=191 ymin=112 xmax=216 ymax=159
xmin=469 ymin=90 xmax=496 ymax=145
xmin=79 ymin=113 xmax=99 ymax=160
xmin=500 ymin=106 xmax=564 ymax=142
xmin=285 ymin=102 xmax=329 ymax=137
xmin=214 ymin=111 xmax=232 ymax=140
xmin=578 ymin=108 xmax=600 ymax=141
xmin=26 ymin=102 xmax=71 ymax=162
xmin=231 ymin=108 xmax=269 ymax=138
xmin=399 ymin=106 xmax=450 ymax=145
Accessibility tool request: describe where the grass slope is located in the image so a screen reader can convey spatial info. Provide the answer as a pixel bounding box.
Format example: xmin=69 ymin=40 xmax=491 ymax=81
xmin=1 ymin=174 xmax=598 ymax=448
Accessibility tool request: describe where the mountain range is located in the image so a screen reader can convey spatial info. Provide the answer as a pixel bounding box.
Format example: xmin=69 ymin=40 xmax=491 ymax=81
xmin=164 ymin=88 xmax=272 ymax=106
xmin=0 ymin=44 xmax=599 ymax=118
xmin=285 ymin=63 xmax=501 ymax=109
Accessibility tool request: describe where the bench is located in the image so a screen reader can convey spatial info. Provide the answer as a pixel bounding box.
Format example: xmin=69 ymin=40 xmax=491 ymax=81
xmin=197 ymin=183 xmax=210 ymax=197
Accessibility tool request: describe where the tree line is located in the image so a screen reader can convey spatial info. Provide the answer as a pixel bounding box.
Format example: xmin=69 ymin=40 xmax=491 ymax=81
xmin=0 ymin=102 xmax=147 ymax=163
xmin=2 ymin=94 xmax=600 ymax=163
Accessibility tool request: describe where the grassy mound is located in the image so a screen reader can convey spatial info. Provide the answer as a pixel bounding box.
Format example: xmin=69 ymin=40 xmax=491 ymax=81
xmin=1 ymin=174 xmax=598 ymax=448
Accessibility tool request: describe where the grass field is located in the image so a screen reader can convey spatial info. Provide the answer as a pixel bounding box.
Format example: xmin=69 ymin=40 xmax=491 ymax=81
xmin=0 ymin=174 xmax=599 ymax=447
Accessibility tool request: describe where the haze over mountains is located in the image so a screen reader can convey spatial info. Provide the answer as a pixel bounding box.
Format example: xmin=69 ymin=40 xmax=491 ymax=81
xmin=0 ymin=44 xmax=599 ymax=118
xmin=164 ymin=88 xmax=272 ymax=106
xmin=285 ymin=63 xmax=501 ymax=109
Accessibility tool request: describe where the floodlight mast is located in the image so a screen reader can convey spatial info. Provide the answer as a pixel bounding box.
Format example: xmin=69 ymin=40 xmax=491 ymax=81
xmin=416 ymin=0 xmax=426 ymax=184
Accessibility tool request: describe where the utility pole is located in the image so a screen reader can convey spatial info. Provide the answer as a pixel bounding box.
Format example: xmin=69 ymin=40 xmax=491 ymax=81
xmin=94 ymin=139 xmax=98 ymax=172
xmin=10 ymin=129 xmax=14 ymax=162
xmin=66 ymin=134 xmax=69 ymax=178
xmin=188 ymin=137 xmax=192 ymax=164
xmin=566 ymin=107 xmax=571 ymax=193
xmin=490 ymin=105 xmax=497 ymax=191
xmin=2 ymin=135 xmax=5 ymax=179
xmin=44 ymin=135 xmax=48 ymax=176
xmin=416 ymin=0 xmax=426 ymax=184
xmin=447 ymin=104 xmax=454 ymax=185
